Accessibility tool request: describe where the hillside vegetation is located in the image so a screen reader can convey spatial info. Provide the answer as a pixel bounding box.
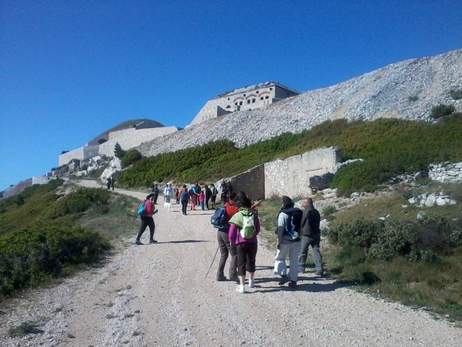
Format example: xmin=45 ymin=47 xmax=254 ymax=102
xmin=119 ymin=116 xmax=462 ymax=194
xmin=0 ymin=180 xmax=138 ymax=297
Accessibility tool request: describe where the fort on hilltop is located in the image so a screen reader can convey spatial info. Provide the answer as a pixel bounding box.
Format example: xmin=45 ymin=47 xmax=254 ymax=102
xmin=58 ymin=119 xmax=177 ymax=166
xmin=189 ymin=81 xmax=298 ymax=126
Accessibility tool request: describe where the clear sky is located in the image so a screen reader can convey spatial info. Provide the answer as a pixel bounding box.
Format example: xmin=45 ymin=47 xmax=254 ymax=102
xmin=1 ymin=0 xmax=461 ymax=190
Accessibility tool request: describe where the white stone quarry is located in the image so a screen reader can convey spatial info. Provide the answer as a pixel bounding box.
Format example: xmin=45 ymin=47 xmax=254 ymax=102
xmin=429 ymin=162 xmax=462 ymax=183
xmin=100 ymin=157 xmax=122 ymax=183
xmin=138 ymin=49 xmax=462 ymax=158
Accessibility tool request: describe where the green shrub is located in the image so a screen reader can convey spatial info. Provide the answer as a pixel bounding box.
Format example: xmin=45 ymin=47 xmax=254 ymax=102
xmin=8 ymin=321 xmax=44 ymax=337
xmin=121 ymin=149 xmax=142 ymax=168
xmin=431 ymin=104 xmax=456 ymax=119
xmin=449 ymin=89 xmax=462 ymax=100
xmin=118 ymin=118 xmax=462 ymax=195
xmin=321 ymin=205 xmax=337 ymax=218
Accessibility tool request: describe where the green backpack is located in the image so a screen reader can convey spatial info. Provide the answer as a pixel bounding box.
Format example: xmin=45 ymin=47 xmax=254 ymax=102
xmin=230 ymin=209 xmax=256 ymax=240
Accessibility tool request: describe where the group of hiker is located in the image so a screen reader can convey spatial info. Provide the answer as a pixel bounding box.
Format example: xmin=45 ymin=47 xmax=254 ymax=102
xmin=135 ymin=182 xmax=323 ymax=293
xmin=211 ymin=191 xmax=322 ymax=293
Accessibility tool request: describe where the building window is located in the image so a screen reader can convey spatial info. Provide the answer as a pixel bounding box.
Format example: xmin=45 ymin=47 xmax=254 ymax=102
xmin=243 ymin=93 xmax=246 ymax=96
xmin=260 ymin=97 xmax=264 ymax=100
xmin=256 ymin=90 xmax=259 ymax=94
xmin=239 ymin=101 xmax=243 ymax=105
xmin=252 ymin=98 xmax=256 ymax=103
xmin=270 ymin=87 xmax=273 ymax=90
xmin=226 ymin=105 xmax=231 ymax=108
xmin=265 ymin=96 xmax=269 ymax=99
xmin=247 ymin=99 xmax=251 ymax=104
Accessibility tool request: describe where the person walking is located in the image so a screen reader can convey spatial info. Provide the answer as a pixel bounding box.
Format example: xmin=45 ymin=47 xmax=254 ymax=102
xmin=175 ymin=186 xmax=180 ymax=204
xmin=106 ymin=177 xmax=112 ymax=190
xmin=180 ymin=185 xmax=189 ymax=215
xmin=205 ymin=184 xmax=212 ymax=210
xmin=199 ymin=189 xmax=205 ymax=210
xmin=224 ymin=192 xmax=239 ymax=282
xmin=151 ymin=183 xmax=159 ymax=205
xmin=136 ymin=194 xmax=158 ymax=245
xmin=299 ymin=198 xmax=323 ymax=275
xmin=228 ymin=192 xmax=260 ymax=293
xmin=189 ymin=186 xmax=197 ymax=210
xmin=273 ymin=196 xmax=303 ymax=288
xmin=164 ymin=184 xmax=172 ymax=203
xmin=110 ymin=176 xmax=115 ymax=190
xmin=210 ymin=184 xmax=218 ymax=209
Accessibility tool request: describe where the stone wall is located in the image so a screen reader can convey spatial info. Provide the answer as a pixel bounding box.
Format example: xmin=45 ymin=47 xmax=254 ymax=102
xmin=264 ymin=147 xmax=341 ymax=199
xmin=98 ymin=126 xmax=177 ymax=157
xmin=58 ymin=145 xmax=99 ymax=166
xmin=429 ymin=162 xmax=462 ymax=183
xmin=217 ymin=165 xmax=265 ymax=201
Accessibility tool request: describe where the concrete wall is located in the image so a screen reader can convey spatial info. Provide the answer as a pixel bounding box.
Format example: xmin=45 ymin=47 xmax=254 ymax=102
xmin=32 ymin=176 xmax=52 ymax=185
xmin=264 ymin=147 xmax=340 ymax=199
xmin=217 ymin=165 xmax=265 ymax=201
xmin=58 ymin=145 xmax=99 ymax=166
xmin=98 ymin=126 xmax=177 ymax=157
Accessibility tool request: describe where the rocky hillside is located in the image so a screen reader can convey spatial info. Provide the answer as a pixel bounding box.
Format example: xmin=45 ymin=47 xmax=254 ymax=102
xmin=138 ymin=49 xmax=461 ymax=157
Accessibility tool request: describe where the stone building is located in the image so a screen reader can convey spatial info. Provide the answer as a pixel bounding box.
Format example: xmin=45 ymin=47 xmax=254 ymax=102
xmin=189 ymin=81 xmax=298 ymax=126
xmin=58 ymin=119 xmax=177 ymax=166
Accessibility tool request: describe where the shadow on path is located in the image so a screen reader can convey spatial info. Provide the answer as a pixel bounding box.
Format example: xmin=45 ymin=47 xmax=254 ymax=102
xmin=255 ymin=280 xmax=348 ymax=293
xmin=156 ymin=240 xmax=210 ymax=244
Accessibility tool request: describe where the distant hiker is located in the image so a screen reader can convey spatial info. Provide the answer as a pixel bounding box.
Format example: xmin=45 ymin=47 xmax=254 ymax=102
xmin=299 ymin=198 xmax=323 ymax=276
xmin=151 ymin=183 xmax=159 ymax=205
xmin=205 ymin=184 xmax=212 ymax=210
xmin=106 ymin=177 xmax=112 ymax=190
xmin=180 ymin=185 xmax=189 ymax=215
xmin=199 ymin=189 xmax=205 ymax=210
xmin=228 ymin=192 xmax=260 ymax=293
xmin=220 ymin=180 xmax=229 ymax=203
xmin=224 ymin=192 xmax=240 ymax=281
xmin=110 ymin=177 xmax=115 ymax=190
xmin=175 ymin=186 xmax=180 ymax=204
xmin=136 ymin=194 xmax=158 ymax=245
xmin=189 ymin=186 xmax=197 ymax=210
xmin=164 ymin=184 xmax=173 ymax=203
xmin=210 ymin=184 xmax=218 ymax=209
xmin=274 ymin=196 xmax=303 ymax=288
xmin=211 ymin=192 xmax=239 ymax=282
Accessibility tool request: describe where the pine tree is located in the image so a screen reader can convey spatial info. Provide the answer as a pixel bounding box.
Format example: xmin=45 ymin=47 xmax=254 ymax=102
xmin=114 ymin=142 xmax=126 ymax=159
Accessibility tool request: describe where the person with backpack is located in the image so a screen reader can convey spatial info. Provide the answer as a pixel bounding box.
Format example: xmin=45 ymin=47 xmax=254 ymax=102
xmin=180 ymin=185 xmax=190 ymax=215
xmin=273 ymin=196 xmax=303 ymax=288
xmin=136 ymin=194 xmax=158 ymax=245
xmin=228 ymin=192 xmax=261 ymax=293
xmin=210 ymin=184 xmax=218 ymax=209
xmin=106 ymin=177 xmax=112 ymax=190
xmin=299 ymin=198 xmax=323 ymax=275
xmin=164 ymin=184 xmax=172 ymax=203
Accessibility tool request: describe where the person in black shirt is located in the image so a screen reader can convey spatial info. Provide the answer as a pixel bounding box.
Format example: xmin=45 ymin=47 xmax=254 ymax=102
xmin=298 ymin=198 xmax=323 ymax=275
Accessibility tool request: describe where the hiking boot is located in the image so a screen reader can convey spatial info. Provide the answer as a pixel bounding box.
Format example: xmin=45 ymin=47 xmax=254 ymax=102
xmin=135 ymin=240 xmax=143 ymax=245
xmin=236 ymin=285 xmax=245 ymax=294
xmin=230 ymin=275 xmax=239 ymax=283
xmin=216 ymin=275 xmax=227 ymax=282
xmin=288 ymin=281 xmax=297 ymax=289
xmin=149 ymin=240 xmax=158 ymax=244
xmin=278 ymin=275 xmax=289 ymax=286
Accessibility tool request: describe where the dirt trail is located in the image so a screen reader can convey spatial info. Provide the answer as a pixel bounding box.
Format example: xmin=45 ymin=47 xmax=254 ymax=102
xmin=1 ymin=180 xmax=462 ymax=346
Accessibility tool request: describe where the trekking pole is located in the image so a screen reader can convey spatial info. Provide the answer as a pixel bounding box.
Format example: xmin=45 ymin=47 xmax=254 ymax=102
xmin=204 ymin=246 xmax=220 ymax=279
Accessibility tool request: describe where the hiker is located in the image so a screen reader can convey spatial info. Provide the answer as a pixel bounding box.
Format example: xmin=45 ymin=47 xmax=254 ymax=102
xmin=205 ymin=184 xmax=212 ymax=210
xmin=199 ymin=189 xmax=205 ymax=210
xmin=106 ymin=177 xmax=112 ymax=190
xmin=212 ymin=192 xmax=239 ymax=282
xmin=299 ymin=198 xmax=323 ymax=275
xmin=210 ymin=184 xmax=218 ymax=209
xmin=189 ymin=185 xmax=197 ymax=210
xmin=220 ymin=180 xmax=229 ymax=203
xmin=151 ymin=183 xmax=159 ymax=205
xmin=228 ymin=192 xmax=260 ymax=293
xmin=273 ymin=196 xmax=303 ymax=288
xmin=164 ymin=184 xmax=172 ymax=203
xmin=180 ymin=185 xmax=189 ymax=215
xmin=136 ymin=194 xmax=158 ymax=245
xmin=175 ymin=186 xmax=180 ymax=204
xmin=110 ymin=176 xmax=115 ymax=190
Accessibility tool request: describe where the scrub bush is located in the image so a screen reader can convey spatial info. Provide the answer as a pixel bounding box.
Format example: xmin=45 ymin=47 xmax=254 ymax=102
xmin=121 ymin=149 xmax=142 ymax=168
xmin=431 ymin=104 xmax=455 ymax=119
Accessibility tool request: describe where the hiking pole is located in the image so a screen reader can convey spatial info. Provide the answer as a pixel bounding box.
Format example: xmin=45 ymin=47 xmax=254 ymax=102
xmin=205 ymin=246 xmax=220 ymax=279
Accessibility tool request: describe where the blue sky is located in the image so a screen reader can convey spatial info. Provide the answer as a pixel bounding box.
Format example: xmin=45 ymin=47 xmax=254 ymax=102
xmin=1 ymin=0 xmax=462 ymax=190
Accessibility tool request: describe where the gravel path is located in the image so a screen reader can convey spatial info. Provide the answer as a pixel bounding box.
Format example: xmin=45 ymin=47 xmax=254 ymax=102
xmin=1 ymin=181 xmax=461 ymax=346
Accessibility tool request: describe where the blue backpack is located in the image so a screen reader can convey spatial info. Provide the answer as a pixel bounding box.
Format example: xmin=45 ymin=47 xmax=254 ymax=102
xmin=211 ymin=207 xmax=228 ymax=232
xmin=137 ymin=201 xmax=146 ymax=217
